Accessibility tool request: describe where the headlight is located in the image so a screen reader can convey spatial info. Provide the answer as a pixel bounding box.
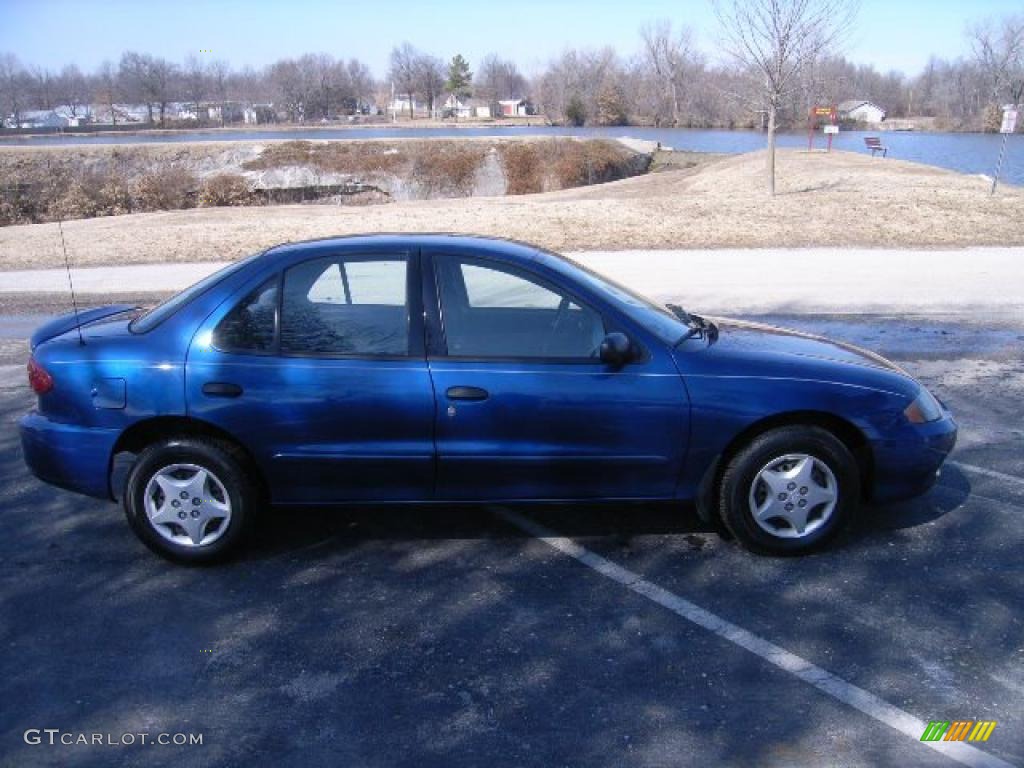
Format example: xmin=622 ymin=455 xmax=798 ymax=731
xmin=904 ymin=387 xmax=943 ymax=423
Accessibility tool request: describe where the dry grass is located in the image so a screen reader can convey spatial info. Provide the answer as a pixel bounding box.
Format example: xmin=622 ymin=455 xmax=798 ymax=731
xmin=2 ymin=149 xmax=1023 ymax=270
xmin=496 ymin=139 xmax=637 ymax=193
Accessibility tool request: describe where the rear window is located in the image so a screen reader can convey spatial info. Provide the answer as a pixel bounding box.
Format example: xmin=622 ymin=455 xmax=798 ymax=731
xmin=130 ymin=253 xmax=263 ymax=333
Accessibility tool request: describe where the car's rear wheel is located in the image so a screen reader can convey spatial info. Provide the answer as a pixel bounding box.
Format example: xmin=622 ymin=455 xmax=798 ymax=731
xmin=718 ymin=426 xmax=859 ymax=555
xmin=124 ymin=437 xmax=255 ymax=563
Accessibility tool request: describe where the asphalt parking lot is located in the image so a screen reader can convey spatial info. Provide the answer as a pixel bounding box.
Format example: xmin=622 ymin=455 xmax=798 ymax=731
xmin=0 ymin=308 xmax=1022 ymax=768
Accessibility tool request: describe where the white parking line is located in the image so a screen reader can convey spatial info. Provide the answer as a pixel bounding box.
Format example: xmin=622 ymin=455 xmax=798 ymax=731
xmin=497 ymin=508 xmax=1015 ymax=768
xmin=951 ymin=462 xmax=1024 ymax=489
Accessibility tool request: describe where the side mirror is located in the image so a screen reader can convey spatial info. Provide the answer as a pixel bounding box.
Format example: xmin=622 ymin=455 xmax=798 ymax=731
xmin=599 ymin=332 xmax=633 ymax=367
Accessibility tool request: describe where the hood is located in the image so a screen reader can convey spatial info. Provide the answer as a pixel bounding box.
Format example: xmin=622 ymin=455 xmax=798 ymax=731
xmin=687 ymin=317 xmax=912 ymax=379
xmin=30 ymin=304 xmax=140 ymax=349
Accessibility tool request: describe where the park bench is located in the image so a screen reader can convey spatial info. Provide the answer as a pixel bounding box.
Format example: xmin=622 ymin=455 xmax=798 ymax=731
xmin=864 ymin=137 xmax=888 ymax=157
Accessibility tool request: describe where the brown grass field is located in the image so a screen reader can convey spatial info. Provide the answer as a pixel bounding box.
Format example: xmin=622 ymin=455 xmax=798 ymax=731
xmin=2 ymin=148 xmax=1022 ymax=270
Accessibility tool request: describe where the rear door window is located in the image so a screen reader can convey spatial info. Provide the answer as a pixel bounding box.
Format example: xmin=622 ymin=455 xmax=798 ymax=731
xmin=281 ymin=255 xmax=409 ymax=356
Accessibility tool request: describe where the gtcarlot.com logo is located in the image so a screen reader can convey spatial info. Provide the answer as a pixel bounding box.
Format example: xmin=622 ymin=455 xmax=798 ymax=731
xmin=920 ymin=720 xmax=997 ymax=742
xmin=24 ymin=729 xmax=203 ymax=746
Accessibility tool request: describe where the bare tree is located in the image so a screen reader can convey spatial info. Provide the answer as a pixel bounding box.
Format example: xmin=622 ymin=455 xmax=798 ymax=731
xmin=415 ymin=55 xmax=446 ymax=117
xmin=56 ymin=64 xmax=90 ymax=118
xmin=269 ymin=58 xmax=312 ymax=122
xmin=95 ymin=60 xmax=119 ymax=125
xmin=536 ymin=48 xmax=619 ymax=125
xmin=209 ymin=60 xmax=230 ymax=125
xmin=31 ymin=67 xmax=56 ymax=110
xmin=970 ymin=15 xmax=1024 ymax=106
xmin=0 ymin=53 xmax=28 ymax=127
xmin=119 ymin=52 xmax=177 ymax=125
xmin=183 ymin=55 xmax=208 ymax=123
xmin=475 ymin=54 xmax=527 ymax=112
xmin=388 ymin=43 xmax=420 ymax=118
xmin=714 ymin=0 xmax=859 ymax=194
xmin=346 ymin=59 xmax=374 ymax=113
xmin=640 ymin=20 xmax=698 ymax=125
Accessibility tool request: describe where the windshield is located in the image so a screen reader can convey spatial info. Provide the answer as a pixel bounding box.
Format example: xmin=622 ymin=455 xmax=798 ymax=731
xmin=541 ymin=250 xmax=689 ymax=344
xmin=129 ymin=254 xmax=264 ymax=333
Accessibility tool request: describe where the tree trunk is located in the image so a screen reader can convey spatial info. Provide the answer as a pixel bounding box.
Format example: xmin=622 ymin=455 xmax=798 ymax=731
xmin=766 ymin=100 xmax=777 ymax=196
xmin=670 ymin=81 xmax=679 ymax=126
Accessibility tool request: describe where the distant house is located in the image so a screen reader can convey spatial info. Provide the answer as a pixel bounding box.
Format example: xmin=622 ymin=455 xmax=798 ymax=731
xmin=498 ymin=99 xmax=527 ymax=117
xmin=53 ymin=105 xmax=92 ymax=127
xmin=14 ymin=110 xmax=69 ymax=129
xmin=208 ymin=103 xmax=247 ymax=123
xmin=243 ymin=104 xmax=275 ymax=125
xmin=443 ymin=94 xmax=473 ymax=119
xmin=838 ymin=100 xmax=886 ymax=123
xmin=389 ymin=96 xmax=419 ymax=116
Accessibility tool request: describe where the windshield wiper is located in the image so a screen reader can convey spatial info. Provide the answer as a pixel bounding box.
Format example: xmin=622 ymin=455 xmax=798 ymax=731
xmin=674 ymin=312 xmax=719 ymax=345
xmin=665 ymin=302 xmax=691 ymax=324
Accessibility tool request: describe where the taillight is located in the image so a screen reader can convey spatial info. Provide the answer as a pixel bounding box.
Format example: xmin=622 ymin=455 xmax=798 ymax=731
xmin=27 ymin=357 xmax=53 ymax=395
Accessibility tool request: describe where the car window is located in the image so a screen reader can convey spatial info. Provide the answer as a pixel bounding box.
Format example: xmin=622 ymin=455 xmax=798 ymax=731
xmin=437 ymin=257 xmax=605 ymax=359
xmin=282 ymin=255 xmax=409 ymax=356
xmin=130 ymin=251 xmax=264 ymax=333
xmin=306 ymin=260 xmax=407 ymax=305
xmin=462 ymin=264 xmax=562 ymax=309
xmin=212 ymin=278 xmax=278 ymax=353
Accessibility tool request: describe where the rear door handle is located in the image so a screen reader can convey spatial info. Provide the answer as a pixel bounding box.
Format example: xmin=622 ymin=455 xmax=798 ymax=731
xmin=446 ymin=385 xmax=489 ymax=401
xmin=202 ymin=382 xmax=243 ymax=398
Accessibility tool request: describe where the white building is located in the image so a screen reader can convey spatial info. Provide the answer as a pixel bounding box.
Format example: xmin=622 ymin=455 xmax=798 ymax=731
xmin=498 ymin=99 xmax=527 ymax=117
xmin=14 ymin=110 xmax=69 ymax=129
xmin=443 ymin=94 xmax=472 ymax=119
xmin=838 ymin=100 xmax=886 ymax=123
xmin=388 ymin=96 xmax=418 ymax=116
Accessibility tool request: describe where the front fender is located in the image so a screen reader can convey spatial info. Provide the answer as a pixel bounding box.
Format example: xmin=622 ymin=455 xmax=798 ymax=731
xmin=676 ymin=373 xmax=908 ymax=498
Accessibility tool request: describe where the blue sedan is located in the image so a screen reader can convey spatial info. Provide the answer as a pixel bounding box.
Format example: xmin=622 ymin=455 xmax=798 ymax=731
xmin=20 ymin=235 xmax=957 ymax=562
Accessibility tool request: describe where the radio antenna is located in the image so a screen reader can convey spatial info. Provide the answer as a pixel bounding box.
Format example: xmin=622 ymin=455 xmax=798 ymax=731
xmin=57 ymin=216 xmax=84 ymax=346
xmin=45 ymin=157 xmax=84 ymax=345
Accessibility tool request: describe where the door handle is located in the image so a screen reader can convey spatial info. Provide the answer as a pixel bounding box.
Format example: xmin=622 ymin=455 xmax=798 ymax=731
xmin=446 ymin=385 xmax=489 ymax=401
xmin=202 ymin=382 xmax=243 ymax=397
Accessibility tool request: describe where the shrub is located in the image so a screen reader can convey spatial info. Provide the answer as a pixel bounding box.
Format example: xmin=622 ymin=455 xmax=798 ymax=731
xmin=133 ymin=166 xmax=198 ymax=211
xmin=242 ymin=140 xmax=315 ymax=169
xmin=410 ymin=145 xmax=485 ymax=197
xmin=243 ymin=140 xmax=408 ymax=175
xmin=199 ymin=173 xmax=254 ymax=207
xmin=498 ymin=143 xmax=544 ymax=195
xmin=550 ymin=139 xmax=633 ymax=189
xmin=565 ymin=96 xmax=587 ymax=127
xmin=982 ymin=104 xmax=1003 ymax=133
xmin=316 ymin=142 xmax=407 ymax=174
xmin=596 ymin=84 xmax=629 ymax=126
xmin=94 ymin=169 xmax=134 ymax=215
xmin=47 ymin=178 xmax=100 ymax=220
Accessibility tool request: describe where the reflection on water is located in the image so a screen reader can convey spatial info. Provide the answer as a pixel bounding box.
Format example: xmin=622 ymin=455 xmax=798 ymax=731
xmin=2 ymin=125 xmax=1020 ymax=185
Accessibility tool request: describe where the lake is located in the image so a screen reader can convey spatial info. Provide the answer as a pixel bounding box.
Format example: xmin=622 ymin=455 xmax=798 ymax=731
xmin=2 ymin=125 xmax=1021 ymax=186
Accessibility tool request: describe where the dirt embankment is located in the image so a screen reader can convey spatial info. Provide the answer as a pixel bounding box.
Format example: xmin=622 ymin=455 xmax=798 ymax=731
xmin=0 ymin=137 xmax=651 ymax=226
xmin=1 ymin=148 xmax=1022 ymax=270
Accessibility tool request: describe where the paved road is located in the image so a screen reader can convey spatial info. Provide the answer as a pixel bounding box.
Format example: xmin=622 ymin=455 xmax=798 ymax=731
xmin=0 ymin=312 xmax=1022 ymax=768
xmin=3 ymin=247 xmax=1023 ymax=317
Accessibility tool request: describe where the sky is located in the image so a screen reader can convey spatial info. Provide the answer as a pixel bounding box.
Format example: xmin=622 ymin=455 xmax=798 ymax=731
xmin=1 ymin=0 xmax=1022 ymax=78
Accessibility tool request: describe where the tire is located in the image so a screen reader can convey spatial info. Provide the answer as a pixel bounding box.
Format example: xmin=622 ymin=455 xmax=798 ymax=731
xmin=718 ymin=426 xmax=860 ymax=555
xmin=124 ymin=437 xmax=256 ymax=564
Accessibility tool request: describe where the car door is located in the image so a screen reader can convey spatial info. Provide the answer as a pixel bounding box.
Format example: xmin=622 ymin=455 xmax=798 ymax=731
xmin=424 ymin=248 xmax=689 ymax=501
xmin=185 ymin=248 xmax=436 ymax=504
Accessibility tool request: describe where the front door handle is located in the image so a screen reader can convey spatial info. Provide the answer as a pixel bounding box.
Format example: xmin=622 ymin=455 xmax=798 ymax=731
xmin=202 ymin=382 xmax=243 ymax=398
xmin=446 ymin=385 xmax=489 ymax=401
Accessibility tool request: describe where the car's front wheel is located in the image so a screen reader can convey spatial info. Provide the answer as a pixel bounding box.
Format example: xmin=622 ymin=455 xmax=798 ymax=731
xmin=718 ymin=426 xmax=860 ymax=555
xmin=124 ymin=437 xmax=255 ymax=563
